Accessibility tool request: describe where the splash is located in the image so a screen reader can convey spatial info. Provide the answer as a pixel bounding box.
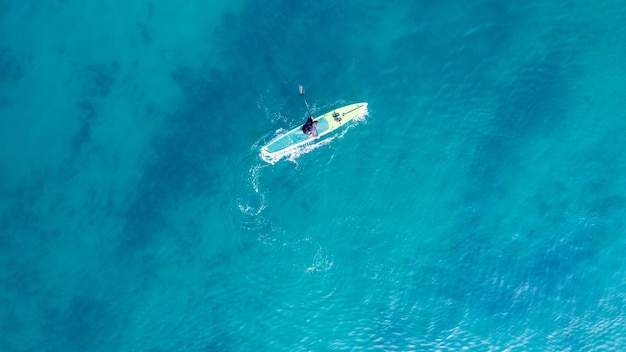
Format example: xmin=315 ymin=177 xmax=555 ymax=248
xmin=305 ymin=243 xmax=335 ymax=273
xmin=354 ymin=105 xmax=369 ymax=121
xmin=235 ymin=159 xmax=269 ymax=218
xmin=242 ymin=166 xmax=265 ymax=213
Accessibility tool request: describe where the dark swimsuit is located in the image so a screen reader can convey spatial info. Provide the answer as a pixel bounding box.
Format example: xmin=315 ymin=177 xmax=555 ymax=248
xmin=302 ymin=117 xmax=315 ymax=135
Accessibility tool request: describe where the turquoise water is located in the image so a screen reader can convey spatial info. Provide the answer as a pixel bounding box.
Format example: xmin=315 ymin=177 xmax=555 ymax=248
xmin=2 ymin=0 xmax=626 ymax=350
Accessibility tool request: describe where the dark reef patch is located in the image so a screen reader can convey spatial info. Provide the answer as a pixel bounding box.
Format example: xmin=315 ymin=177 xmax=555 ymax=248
xmin=136 ymin=23 xmax=153 ymax=46
xmin=467 ymin=52 xmax=569 ymax=201
xmin=0 ymin=47 xmax=23 ymax=84
xmin=69 ymin=99 xmax=98 ymax=151
xmin=82 ymin=62 xmax=120 ymax=98
xmin=118 ymin=66 xmax=235 ymax=264
xmin=64 ymin=61 xmax=121 ymax=161
xmin=42 ymin=294 xmax=121 ymax=352
xmin=76 ymin=99 xmax=97 ymax=119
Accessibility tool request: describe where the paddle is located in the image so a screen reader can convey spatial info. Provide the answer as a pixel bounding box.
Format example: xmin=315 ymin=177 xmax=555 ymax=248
xmin=299 ymin=84 xmax=310 ymax=112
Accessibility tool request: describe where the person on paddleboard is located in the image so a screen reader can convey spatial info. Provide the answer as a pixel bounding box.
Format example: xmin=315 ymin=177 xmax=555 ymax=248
xmin=302 ymin=116 xmax=318 ymax=137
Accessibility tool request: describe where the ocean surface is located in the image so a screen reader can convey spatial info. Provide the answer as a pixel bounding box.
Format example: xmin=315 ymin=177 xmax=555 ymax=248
xmin=1 ymin=0 xmax=626 ymax=351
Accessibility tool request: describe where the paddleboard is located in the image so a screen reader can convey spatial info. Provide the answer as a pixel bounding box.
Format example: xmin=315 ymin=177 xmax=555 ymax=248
xmin=260 ymin=102 xmax=368 ymax=163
